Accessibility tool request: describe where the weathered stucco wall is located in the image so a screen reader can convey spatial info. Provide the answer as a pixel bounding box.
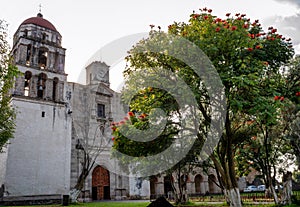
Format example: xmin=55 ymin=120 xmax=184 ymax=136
xmin=4 ymin=98 xmax=71 ymax=196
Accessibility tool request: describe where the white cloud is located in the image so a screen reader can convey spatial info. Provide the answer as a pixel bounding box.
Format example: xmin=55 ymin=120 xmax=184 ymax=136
xmin=273 ymin=0 xmax=300 ymax=7
xmin=263 ymin=13 xmax=300 ymax=54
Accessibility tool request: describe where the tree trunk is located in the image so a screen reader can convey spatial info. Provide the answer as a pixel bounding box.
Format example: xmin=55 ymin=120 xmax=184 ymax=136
xmin=70 ymin=188 xmax=82 ymax=203
xmin=266 ymin=167 xmax=279 ymax=204
xmin=263 ymin=127 xmax=280 ymax=204
xmin=69 ymin=147 xmax=96 ymax=202
xmin=269 ymin=185 xmax=279 ymax=204
xmin=170 ymin=174 xmax=183 ymax=204
xmin=281 ymin=171 xmax=293 ymax=205
xmin=211 ymin=154 xmax=242 ymax=207
xmin=224 ymin=188 xmax=242 ymax=207
xmin=69 ymin=158 xmax=93 ymax=202
xmin=208 ymin=112 xmax=243 ymax=207
xmin=223 ymin=189 xmax=231 ymax=204
xmin=69 ymin=174 xmax=85 ymax=202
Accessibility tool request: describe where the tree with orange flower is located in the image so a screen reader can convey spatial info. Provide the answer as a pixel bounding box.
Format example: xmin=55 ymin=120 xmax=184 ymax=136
xmin=118 ymin=8 xmax=293 ymax=207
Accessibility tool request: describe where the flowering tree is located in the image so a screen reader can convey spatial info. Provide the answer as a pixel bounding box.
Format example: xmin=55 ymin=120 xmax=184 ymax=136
xmin=171 ymin=9 xmax=293 ymax=207
xmin=235 ymin=99 xmax=294 ymax=204
xmin=114 ymin=8 xmax=293 ymax=207
xmin=236 ymin=55 xmax=300 ymax=205
xmin=280 ymin=55 xmax=300 ymax=205
xmin=285 ymin=56 xmax=300 ymax=168
xmin=0 ymin=20 xmax=20 ymax=151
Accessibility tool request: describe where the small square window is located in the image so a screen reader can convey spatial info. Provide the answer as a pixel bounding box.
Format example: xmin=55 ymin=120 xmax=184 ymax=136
xmin=42 ymin=111 xmax=45 ymax=117
xmin=97 ymin=104 xmax=105 ymax=118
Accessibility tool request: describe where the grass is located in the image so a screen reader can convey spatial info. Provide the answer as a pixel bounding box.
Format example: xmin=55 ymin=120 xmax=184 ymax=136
xmin=2 ymin=201 xmax=299 ymax=207
xmin=177 ymin=203 xmax=275 ymax=207
xmin=3 ymin=201 xmax=150 ymax=207
xmin=177 ymin=203 xmax=300 ymax=207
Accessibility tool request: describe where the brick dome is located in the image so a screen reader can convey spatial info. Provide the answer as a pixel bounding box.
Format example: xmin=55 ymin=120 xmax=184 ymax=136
xmin=21 ymin=13 xmax=58 ymax=32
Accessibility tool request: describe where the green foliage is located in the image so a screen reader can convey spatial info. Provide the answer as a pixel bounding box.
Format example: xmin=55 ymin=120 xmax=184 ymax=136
xmin=114 ymin=8 xmax=294 ymax=200
xmin=0 ymin=20 xmax=20 ymax=152
xmin=283 ymin=56 xmax=300 ymax=99
xmin=293 ymin=171 xmax=300 ymax=183
xmin=111 ymin=111 xmax=176 ymax=158
xmin=235 ymin=57 xmax=298 ymax=197
xmin=175 ymin=11 xmax=293 ymax=115
xmin=282 ymin=56 xmax=300 ymax=169
xmin=171 ymin=10 xmax=292 ymax=192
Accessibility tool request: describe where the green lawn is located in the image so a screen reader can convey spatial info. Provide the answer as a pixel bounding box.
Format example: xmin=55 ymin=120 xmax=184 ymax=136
xmin=3 ymin=201 xmax=150 ymax=207
xmin=71 ymin=202 xmax=150 ymax=207
xmin=3 ymin=201 xmax=299 ymax=207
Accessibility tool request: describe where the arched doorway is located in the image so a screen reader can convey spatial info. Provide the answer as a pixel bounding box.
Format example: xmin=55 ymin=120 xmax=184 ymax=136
xmin=208 ymin=174 xmax=217 ymax=194
xmin=92 ymin=166 xmax=110 ymax=200
xmin=195 ymin=174 xmax=203 ymax=194
xmin=150 ymin=176 xmax=158 ymax=198
xmin=164 ymin=175 xmax=174 ymax=198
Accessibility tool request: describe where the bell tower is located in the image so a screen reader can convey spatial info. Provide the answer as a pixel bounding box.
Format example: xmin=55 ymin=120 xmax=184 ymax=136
xmin=11 ymin=12 xmax=66 ymax=101
xmin=2 ymin=13 xmax=71 ymax=199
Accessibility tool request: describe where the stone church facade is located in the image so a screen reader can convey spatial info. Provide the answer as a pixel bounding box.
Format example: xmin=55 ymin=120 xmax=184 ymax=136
xmin=0 ymin=13 xmax=221 ymax=203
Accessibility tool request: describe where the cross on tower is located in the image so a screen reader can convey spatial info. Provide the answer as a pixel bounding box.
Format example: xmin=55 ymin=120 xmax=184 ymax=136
xmin=39 ymin=4 xmax=42 ymax=13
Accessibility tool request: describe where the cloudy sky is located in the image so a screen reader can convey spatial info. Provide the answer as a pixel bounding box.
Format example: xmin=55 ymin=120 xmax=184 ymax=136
xmin=1 ymin=0 xmax=300 ymax=89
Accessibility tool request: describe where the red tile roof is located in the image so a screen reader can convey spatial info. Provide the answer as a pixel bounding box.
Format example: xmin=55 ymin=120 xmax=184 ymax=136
xmin=21 ymin=13 xmax=58 ymax=32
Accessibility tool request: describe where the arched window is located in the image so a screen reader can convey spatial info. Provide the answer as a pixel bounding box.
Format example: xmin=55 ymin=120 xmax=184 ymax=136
xmin=38 ymin=47 xmax=48 ymax=69
xmin=24 ymin=71 xmax=32 ymax=96
xmin=54 ymin=52 xmax=59 ymax=72
xmin=42 ymin=33 xmax=47 ymax=41
xmin=37 ymin=73 xmax=47 ymax=98
xmin=208 ymin=174 xmax=217 ymax=194
xmin=26 ymin=44 xmax=32 ymax=66
xmin=52 ymin=77 xmax=59 ymax=101
xmin=23 ymin=29 xmax=28 ymax=37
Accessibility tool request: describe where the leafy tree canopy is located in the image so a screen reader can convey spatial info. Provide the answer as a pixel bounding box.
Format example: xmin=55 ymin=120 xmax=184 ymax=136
xmin=0 ymin=20 xmax=20 ymax=152
xmin=112 ymin=9 xmax=294 ymax=203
